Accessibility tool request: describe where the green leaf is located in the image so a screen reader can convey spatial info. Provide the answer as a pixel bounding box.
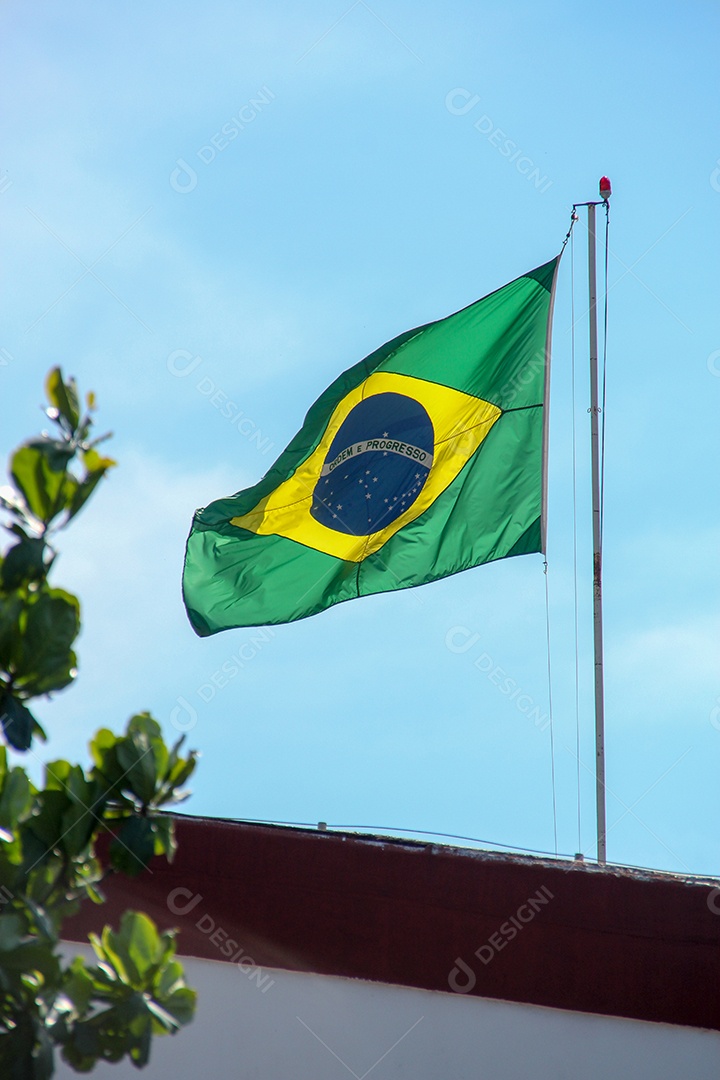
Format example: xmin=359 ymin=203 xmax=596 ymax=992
xmin=0 ymin=538 xmax=47 ymax=590
xmin=88 ymin=728 xmax=119 ymax=775
xmin=72 ymin=858 xmax=105 ymax=905
xmin=26 ymin=788 xmax=69 ymax=851
xmin=42 ymin=759 xmax=72 ymax=792
xmin=31 ymin=716 xmax=47 ymax=743
xmin=66 ymin=473 xmax=105 ymax=523
xmin=159 ymin=754 xmax=198 ymax=802
xmin=0 ymin=592 xmax=23 ymax=670
xmin=82 ymin=448 xmax=115 ymax=473
xmin=13 ymin=587 xmax=80 ymax=698
xmin=126 ymin=714 xmax=162 ymax=743
xmin=16 ymin=652 xmax=78 ymax=700
xmin=0 ymin=693 xmax=35 ymax=751
xmin=116 ymin=911 xmax=160 ymax=987
xmin=23 ymin=898 xmax=57 ymax=943
xmin=86 ymin=915 xmax=194 ymax=1042
xmin=63 ymin=956 xmax=94 ymax=1015
xmin=24 ymin=587 xmax=80 ymax=661
xmin=109 ymin=817 xmax=156 ymax=877
xmin=151 ymin=814 xmax=177 ymax=862
xmin=25 ymin=437 xmax=75 ymax=474
xmin=0 ymin=1012 xmax=33 ymax=1078
xmin=45 ymin=368 xmax=80 ymax=433
xmin=62 ymin=447 xmax=116 ymax=524
xmin=60 ymin=768 xmax=104 ymax=858
xmin=116 ymin=715 xmax=166 ymax=807
xmin=155 ymin=957 xmax=184 ymax=998
xmin=0 ymin=939 xmax=61 ymax=981
xmin=154 ymin=985 xmax=196 ymax=1027
xmin=66 ymin=995 xmax=153 ymax=1068
xmin=90 ymin=914 xmax=149 ymax=988
xmin=0 ymin=762 xmax=33 ymax=827
xmin=4 ymin=521 xmax=31 ymax=541
xmin=10 ymin=443 xmax=72 ymax=526
xmin=0 ymin=913 xmax=25 ymax=951
xmin=32 ymin=1023 xmax=55 ymax=1080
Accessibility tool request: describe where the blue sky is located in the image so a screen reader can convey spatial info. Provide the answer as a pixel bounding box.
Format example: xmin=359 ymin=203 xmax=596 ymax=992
xmin=3 ymin=1 xmax=719 ymax=875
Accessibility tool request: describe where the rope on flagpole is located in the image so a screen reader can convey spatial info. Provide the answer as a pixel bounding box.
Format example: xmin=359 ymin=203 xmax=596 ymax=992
xmin=600 ymin=200 xmax=610 ymax=539
xmin=543 ymin=204 xmax=581 ymax=859
xmin=570 ymin=222 xmax=583 ymax=856
xmin=543 ymin=560 xmax=558 ymax=855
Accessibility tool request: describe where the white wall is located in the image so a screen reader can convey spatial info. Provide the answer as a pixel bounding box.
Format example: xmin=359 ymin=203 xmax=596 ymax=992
xmin=55 ymin=951 xmax=720 ymax=1079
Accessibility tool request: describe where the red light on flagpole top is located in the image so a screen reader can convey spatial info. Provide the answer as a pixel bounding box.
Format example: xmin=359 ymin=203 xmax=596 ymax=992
xmin=599 ymin=176 xmax=612 ymax=200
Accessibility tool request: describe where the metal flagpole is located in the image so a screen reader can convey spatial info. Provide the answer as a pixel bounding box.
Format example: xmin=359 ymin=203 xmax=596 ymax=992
xmin=587 ymin=177 xmax=611 ymax=864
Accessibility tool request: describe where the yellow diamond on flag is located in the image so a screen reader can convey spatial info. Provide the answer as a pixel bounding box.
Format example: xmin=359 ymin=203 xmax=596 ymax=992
xmin=231 ymin=371 xmax=501 ymax=562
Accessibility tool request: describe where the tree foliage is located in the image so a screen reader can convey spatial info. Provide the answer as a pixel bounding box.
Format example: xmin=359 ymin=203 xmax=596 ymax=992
xmin=0 ymin=369 xmax=198 ymax=1075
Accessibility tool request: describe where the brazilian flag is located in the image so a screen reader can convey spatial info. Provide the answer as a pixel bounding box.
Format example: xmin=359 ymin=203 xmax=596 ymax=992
xmin=183 ymin=257 xmax=559 ymax=635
